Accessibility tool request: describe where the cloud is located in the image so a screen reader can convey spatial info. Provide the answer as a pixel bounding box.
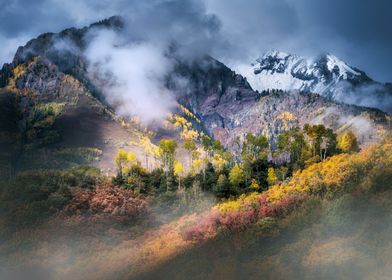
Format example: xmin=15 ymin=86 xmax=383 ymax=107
xmin=334 ymin=82 xmax=392 ymax=113
xmin=80 ymin=0 xmax=223 ymax=123
xmin=85 ymin=29 xmax=175 ymax=123
xmin=205 ymin=0 xmax=392 ymax=82
xmin=0 ymin=33 xmax=31 ymax=66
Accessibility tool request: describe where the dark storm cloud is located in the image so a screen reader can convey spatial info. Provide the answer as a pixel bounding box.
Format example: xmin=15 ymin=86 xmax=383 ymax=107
xmin=291 ymin=0 xmax=392 ymax=82
xmin=205 ymin=0 xmax=392 ymax=82
xmin=0 ymin=0 xmax=391 ymax=82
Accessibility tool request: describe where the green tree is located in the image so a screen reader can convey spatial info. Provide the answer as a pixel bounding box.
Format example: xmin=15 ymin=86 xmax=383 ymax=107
xmin=198 ymin=162 xmax=217 ymax=191
xmin=241 ymin=133 xmax=269 ymax=184
xmin=320 ymin=128 xmax=337 ymax=160
xmin=241 ymin=133 xmax=269 ymax=163
xmin=277 ymin=127 xmax=306 ymax=164
xmin=304 ymin=124 xmax=325 ymax=157
xmin=304 ymin=124 xmax=337 ymax=161
xmin=212 ymin=140 xmax=224 ymax=152
xmin=201 ymin=136 xmax=213 ymax=158
xmin=229 ymin=164 xmax=245 ymax=189
xmin=213 ymin=174 xmax=232 ymax=198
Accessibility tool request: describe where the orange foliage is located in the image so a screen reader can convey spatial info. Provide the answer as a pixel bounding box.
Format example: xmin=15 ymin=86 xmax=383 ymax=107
xmin=64 ymin=182 xmax=148 ymax=222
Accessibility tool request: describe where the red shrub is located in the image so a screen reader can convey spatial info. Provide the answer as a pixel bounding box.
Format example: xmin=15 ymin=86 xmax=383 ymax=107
xmin=181 ymin=193 xmax=304 ymax=242
xmin=219 ymin=207 xmax=258 ymax=232
xmin=260 ymin=195 xmax=304 ymax=218
xmin=181 ymin=211 xmax=220 ymax=241
xmin=64 ymin=182 xmax=148 ymax=221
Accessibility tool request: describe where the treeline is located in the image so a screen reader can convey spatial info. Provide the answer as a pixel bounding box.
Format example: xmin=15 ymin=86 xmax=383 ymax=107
xmin=113 ymin=124 xmax=359 ymax=200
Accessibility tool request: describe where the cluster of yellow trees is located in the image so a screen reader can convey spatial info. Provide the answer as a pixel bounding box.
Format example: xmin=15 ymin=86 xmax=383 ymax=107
xmin=182 ymin=136 xmax=391 ymax=241
xmin=268 ymin=137 xmax=390 ymax=203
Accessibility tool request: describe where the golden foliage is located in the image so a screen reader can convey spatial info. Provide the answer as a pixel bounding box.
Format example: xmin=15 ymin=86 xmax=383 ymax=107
xmin=174 ymin=160 xmax=185 ymax=177
xmin=277 ymin=111 xmax=297 ymax=122
xmin=250 ymin=179 xmax=261 ymax=191
xmin=229 ymin=165 xmax=245 ymax=187
xmin=267 ymin=167 xmax=278 ymax=185
xmin=214 ymin=192 xmax=260 ymax=214
xmin=191 ymin=158 xmax=206 ymax=174
xmin=179 ymin=104 xmax=201 ymax=123
xmin=266 ymin=138 xmax=392 ymax=203
xmin=171 ymin=115 xmax=200 ymax=140
xmin=115 ymin=149 xmax=138 ymax=176
xmin=337 ymin=130 xmax=359 ymax=153
xmin=211 ymin=153 xmax=227 ymax=172
xmin=140 ymin=136 xmax=160 ymax=158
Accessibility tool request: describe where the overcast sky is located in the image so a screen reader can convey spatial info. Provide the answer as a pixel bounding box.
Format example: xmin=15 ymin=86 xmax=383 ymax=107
xmin=0 ymin=0 xmax=391 ymax=82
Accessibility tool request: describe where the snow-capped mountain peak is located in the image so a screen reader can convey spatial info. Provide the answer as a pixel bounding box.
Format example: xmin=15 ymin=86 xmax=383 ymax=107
xmin=239 ymin=50 xmax=372 ymax=99
xmin=324 ymin=53 xmax=361 ymax=79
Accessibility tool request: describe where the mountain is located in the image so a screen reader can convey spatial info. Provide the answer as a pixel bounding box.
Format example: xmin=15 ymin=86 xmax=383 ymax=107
xmin=0 ymin=17 xmax=390 ymax=178
xmin=239 ymin=50 xmax=392 ymax=113
xmin=171 ymin=57 xmax=389 ymax=151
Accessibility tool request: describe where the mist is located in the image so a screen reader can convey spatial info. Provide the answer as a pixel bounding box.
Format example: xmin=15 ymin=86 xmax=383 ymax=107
xmin=338 ymin=82 xmax=392 ymax=113
xmin=85 ymin=29 xmax=175 ymax=123
xmin=136 ymin=193 xmax=392 ymax=280
xmin=78 ymin=0 xmax=223 ymax=123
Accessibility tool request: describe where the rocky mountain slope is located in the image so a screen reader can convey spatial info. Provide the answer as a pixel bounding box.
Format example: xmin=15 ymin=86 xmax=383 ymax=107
xmin=172 ymin=57 xmax=390 ymax=150
xmin=239 ymin=50 xmax=392 ymax=113
xmin=0 ymin=17 xmax=390 ymax=177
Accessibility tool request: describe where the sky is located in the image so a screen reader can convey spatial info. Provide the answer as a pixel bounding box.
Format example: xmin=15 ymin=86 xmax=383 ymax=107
xmin=0 ymin=0 xmax=391 ymax=82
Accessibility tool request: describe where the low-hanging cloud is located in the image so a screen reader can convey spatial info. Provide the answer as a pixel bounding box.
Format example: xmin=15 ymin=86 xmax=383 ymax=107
xmin=85 ymin=29 xmax=176 ymax=123
xmin=80 ymin=0 xmax=223 ymax=123
xmin=337 ymin=82 xmax=392 ymax=113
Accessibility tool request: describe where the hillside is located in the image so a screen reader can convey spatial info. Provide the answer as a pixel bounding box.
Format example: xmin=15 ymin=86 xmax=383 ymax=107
xmin=1 ymin=137 xmax=391 ymax=280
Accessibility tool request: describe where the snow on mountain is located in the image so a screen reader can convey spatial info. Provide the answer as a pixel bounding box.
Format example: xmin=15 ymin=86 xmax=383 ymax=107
xmin=236 ymin=50 xmax=392 ymax=113
xmin=238 ymin=50 xmax=372 ymax=99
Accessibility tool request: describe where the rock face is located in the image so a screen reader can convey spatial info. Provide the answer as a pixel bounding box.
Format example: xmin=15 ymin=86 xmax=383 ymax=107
xmin=239 ymin=50 xmax=392 ymax=113
xmin=0 ymin=18 xmax=390 ymax=176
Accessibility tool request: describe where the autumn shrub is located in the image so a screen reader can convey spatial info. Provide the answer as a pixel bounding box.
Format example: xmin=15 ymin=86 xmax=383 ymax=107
xmin=64 ymin=182 xmax=148 ymax=222
xmin=182 ymin=192 xmax=304 ymax=241
xmin=260 ymin=195 xmax=304 ymax=219
xmin=180 ymin=211 xmax=220 ymax=241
